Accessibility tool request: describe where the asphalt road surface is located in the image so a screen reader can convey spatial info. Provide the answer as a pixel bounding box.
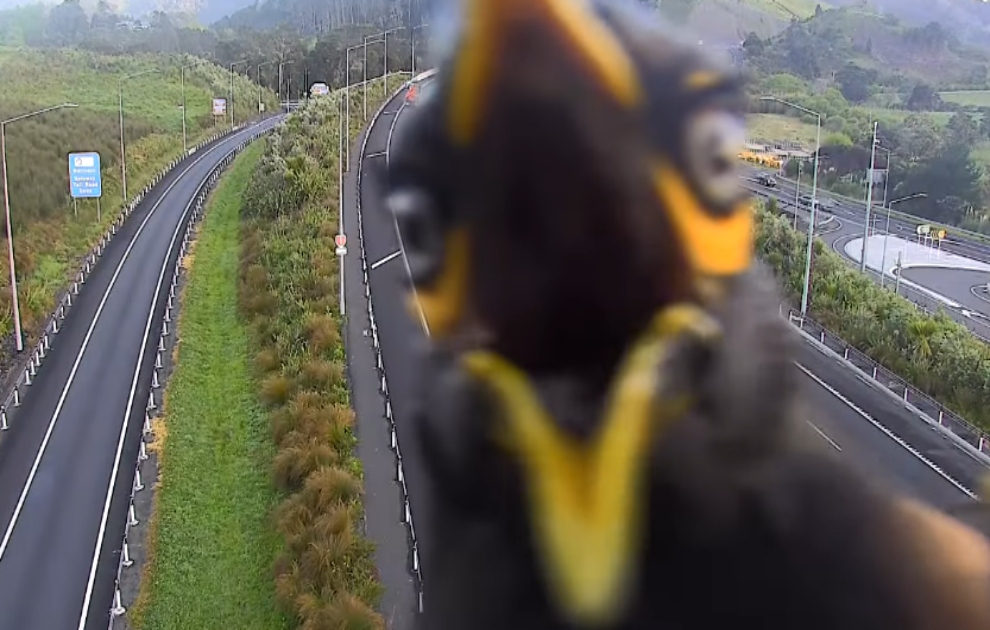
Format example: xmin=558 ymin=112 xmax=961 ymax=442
xmin=0 ymin=116 xmax=281 ymax=630
xmin=743 ymin=169 xmax=990 ymax=340
xmin=353 ymin=89 xmax=982 ymax=611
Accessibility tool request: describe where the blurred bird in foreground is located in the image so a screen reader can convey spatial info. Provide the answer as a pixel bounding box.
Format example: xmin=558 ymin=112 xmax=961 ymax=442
xmin=384 ymin=0 xmax=990 ymax=628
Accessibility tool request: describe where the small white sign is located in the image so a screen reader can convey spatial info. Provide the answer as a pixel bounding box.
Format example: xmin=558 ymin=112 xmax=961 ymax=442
xmin=336 ymin=246 xmax=347 ymax=256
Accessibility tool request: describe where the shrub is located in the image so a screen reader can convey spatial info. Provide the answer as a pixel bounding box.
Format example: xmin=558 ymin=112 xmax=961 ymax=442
xmin=242 ymin=79 xmax=395 ymax=629
xmin=756 ymin=202 xmax=990 ymax=430
xmin=261 ymin=373 xmax=294 ymax=407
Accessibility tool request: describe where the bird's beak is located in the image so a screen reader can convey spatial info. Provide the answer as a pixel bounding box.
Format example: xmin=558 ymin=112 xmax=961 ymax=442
xmin=462 ymin=305 xmax=720 ymax=625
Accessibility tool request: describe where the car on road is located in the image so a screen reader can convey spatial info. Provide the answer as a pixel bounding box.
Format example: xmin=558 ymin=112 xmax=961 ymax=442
xmin=799 ymin=194 xmax=824 ymax=211
xmin=405 ymin=68 xmax=438 ymax=106
xmin=756 ymin=174 xmax=777 ymax=187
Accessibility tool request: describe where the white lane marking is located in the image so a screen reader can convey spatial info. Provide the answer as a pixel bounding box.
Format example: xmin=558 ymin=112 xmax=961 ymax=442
xmin=371 ymin=250 xmax=401 ymax=270
xmin=76 ymin=130 xmax=263 ymax=628
xmin=806 ymin=420 xmax=842 ymax=451
xmin=0 ymin=130 xmax=243 ymax=565
xmin=382 ymin=98 xmax=430 ymax=336
xmin=795 ymin=362 xmax=977 ymax=500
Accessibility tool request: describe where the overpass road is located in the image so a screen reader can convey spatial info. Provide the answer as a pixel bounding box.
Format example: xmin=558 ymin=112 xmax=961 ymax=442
xmin=0 ymin=116 xmax=281 ymax=630
xmin=352 ymin=85 xmax=982 ymax=618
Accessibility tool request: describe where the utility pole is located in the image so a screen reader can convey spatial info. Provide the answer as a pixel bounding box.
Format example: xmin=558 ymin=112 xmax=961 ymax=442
xmin=860 ymin=120 xmax=879 ymax=272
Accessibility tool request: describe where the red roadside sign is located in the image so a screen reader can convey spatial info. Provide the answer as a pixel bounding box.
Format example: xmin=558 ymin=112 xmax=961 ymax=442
xmin=335 ymin=234 xmax=346 ymax=248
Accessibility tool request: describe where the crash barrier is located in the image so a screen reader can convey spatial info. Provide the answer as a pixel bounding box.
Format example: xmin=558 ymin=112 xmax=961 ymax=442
xmin=354 ymin=78 xmax=426 ymax=613
xmin=785 ymin=308 xmax=990 ymax=467
xmin=0 ymin=122 xmax=251 ymax=439
xmin=106 ymin=125 xmax=276 ymax=627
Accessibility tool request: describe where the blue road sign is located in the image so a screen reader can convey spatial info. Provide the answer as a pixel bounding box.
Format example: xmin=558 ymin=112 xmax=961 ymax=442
xmin=68 ymin=152 xmax=102 ymax=199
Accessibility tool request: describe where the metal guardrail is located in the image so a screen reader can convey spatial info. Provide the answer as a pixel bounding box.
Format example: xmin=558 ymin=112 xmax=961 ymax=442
xmin=764 ymin=170 xmax=990 ymax=248
xmin=107 ymin=124 xmax=276 ymax=626
xmin=0 ymin=123 xmax=248 ymax=436
xmin=786 ymin=308 xmax=990 ymax=463
xmin=354 ymin=75 xmax=426 ymax=613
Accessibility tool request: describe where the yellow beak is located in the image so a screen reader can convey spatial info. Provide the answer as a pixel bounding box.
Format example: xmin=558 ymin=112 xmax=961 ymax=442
xmin=462 ymin=304 xmax=719 ymax=625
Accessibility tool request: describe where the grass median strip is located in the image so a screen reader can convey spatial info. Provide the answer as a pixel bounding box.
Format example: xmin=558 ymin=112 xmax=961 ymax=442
xmin=130 ymin=141 xmax=289 ymax=630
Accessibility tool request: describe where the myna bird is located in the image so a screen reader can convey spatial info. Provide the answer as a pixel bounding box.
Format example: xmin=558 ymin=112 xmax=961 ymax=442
xmin=383 ymin=0 xmax=990 ymax=628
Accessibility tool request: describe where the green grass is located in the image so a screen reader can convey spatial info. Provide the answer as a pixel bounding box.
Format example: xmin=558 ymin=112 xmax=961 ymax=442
xmin=739 ymin=0 xmax=824 ymax=19
xmin=129 ymin=141 xmax=289 ymax=630
xmin=747 ymin=113 xmax=819 ymax=146
xmin=0 ymin=46 xmax=279 ymax=343
xmin=939 ymin=90 xmax=990 ymax=107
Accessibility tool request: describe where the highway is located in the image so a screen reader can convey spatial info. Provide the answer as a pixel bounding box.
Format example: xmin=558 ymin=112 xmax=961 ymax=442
xmin=351 ymin=83 xmax=982 ymax=616
xmin=0 ymin=116 xmax=280 ymax=630
xmin=743 ymin=169 xmax=990 ymax=339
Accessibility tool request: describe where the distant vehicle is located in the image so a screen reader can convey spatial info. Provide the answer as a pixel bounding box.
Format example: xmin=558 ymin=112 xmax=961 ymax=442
xmin=798 ymin=194 xmax=823 ymax=211
xmin=756 ymin=174 xmax=777 ymax=187
xmin=310 ymin=82 xmax=330 ymax=97
xmin=405 ymin=76 xmax=436 ymax=106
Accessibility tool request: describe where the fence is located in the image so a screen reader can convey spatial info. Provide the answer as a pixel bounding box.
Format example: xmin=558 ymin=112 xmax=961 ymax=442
xmin=786 ymin=308 xmax=990 ymax=463
xmin=107 ymin=123 xmax=277 ymax=627
xmin=0 ymin=121 xmax=252 ymax=439
xmin=354 ymin=78 xmax=425 ymax=614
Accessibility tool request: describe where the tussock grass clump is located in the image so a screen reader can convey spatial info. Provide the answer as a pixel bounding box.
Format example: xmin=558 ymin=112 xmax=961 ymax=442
xmin=239 ymin=79 xmax=401 ymax=629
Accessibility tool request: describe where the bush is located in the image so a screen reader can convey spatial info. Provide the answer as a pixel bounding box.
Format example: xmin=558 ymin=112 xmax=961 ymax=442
xmin=0 ymin=47 xmax=278 ymax=345
xmin=756 ymin=202 xmax=990 ymax=430
xmin=240 ymin=79 xmax=399 ymax=628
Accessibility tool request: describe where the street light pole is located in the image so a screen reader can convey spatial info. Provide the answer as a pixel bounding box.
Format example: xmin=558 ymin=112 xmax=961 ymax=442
xmin=880 ymin=192 xmax=927 ymax=288
xmin=363 ymin=34 xmax=382 ymax=120
xmin=258 ymin=61 xmax=275 ymax=116
xmin=229 ymin=59 xmax=248 ymax=129
xmin=278 ymin=61 xmax=293 ymax=108
xmin=1 ymin=103 xmax=78 ymax=353
xmin=179 ymin=58 xmax=208 ymax=155
xmin=410 ymin=23 xmax=428 ymax=75
xmin=363 ymin=28 xmax=400 ymax=120
xmin=760 ymin=96 xmax=822 ymax=317
xmin=119 ymin=69 xmax=160 ymax=202
xmin=338 ymin=93 xmax=345 ymax=317
xmin=860 ymin=120 xmax=879 ymax=272
xmin=345 ymin=43 xmax=364 ymax=170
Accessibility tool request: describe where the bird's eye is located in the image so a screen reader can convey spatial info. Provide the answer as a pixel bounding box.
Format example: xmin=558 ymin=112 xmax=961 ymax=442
xmin=684 ymin=110 xmax=746 ymax=208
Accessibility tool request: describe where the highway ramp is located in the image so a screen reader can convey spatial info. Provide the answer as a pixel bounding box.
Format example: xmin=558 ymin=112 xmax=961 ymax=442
xmin=0 ymin=116 xmax=281 ymax=630
xmin=356 ymin=96 xmax=982 ymax=598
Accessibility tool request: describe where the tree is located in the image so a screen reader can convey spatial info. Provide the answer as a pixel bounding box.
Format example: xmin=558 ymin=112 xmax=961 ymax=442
xmin=46 ymin=0 xmax=89 ymax=46
xmin=947 ymin=112 xmax=980 ymax=148
xmin=835 ymin=63 xmax=875 ymax=103
xmin=906 ymin=83 xmax=942 ymax=111
xmin=743 ymin=32 xmax=765 ymax=57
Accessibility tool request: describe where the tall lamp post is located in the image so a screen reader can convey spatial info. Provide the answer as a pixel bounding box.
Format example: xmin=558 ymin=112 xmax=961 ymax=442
xmin=278 ymin=60 xmax=293 ymax=107
xmin=180 ymin=57 xmax=209 ymax=155
xmin=119 ymin=69 xmax=161 ymax=202
xmin=229 ymin=59 xmax=249 ymax=129
xmin=1 ymin=103 xmax=78 ymax=352
xmin=760 ymin=96 xmax=821 ymax=317
xmin=363 ymin=27 xmax=401 ymax=120
xmin=257 ymin=60 xmax=276 ymax=115
xmin=860 ymin=121 xmax=879 ymax=272
xmin=879 ymin=192 xmax=927 ymax=288
xmin=410 ymin=23 xmax=428 ymax=75
xmin=344 ymin=43 xmax=364 ymax=170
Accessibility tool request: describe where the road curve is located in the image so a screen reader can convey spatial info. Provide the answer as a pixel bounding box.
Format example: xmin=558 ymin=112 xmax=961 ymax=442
xmin=744 ymin=172 xmax=990 ymax=339
xmin=0 ymin=116 xmax=281 ymax=630
xmin=356 ymin=95 xmax=980 ymax=599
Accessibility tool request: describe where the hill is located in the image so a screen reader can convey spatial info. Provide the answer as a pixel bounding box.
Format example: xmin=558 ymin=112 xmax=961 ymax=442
xmin=0 ymin=46 xmax=277 ymax=346
xmin=745 ymin=6 xmax=990 ymax=88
